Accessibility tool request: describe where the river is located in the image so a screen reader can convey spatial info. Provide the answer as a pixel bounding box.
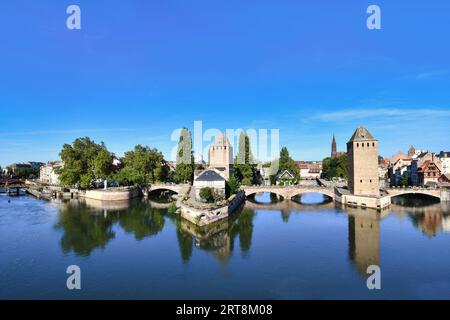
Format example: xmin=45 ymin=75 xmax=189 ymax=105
xmin=1 ymin=192 xmax=449 ymax=299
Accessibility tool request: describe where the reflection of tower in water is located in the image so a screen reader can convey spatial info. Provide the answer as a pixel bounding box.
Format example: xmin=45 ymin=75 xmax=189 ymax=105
xmin=179 ymin=218 xmax=232 ymax=265
xmin=348 ymin=214 xmax=380 ymax=275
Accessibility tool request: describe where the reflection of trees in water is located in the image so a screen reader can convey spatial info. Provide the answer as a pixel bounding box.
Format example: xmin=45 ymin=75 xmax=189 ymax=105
xmin=55 ymin=201 xmax=120 ymax=256
xmin=176 ymin=220 xmax=194 ymax=264
xmin=177 ymin=208 xmax=256 ymax=264
xmin=55 ymin=199 xmax=166 ymax=256
xmin=119 ymin=204 xmax=165 ymax=240
xmin=231 ymin=208 xmax=255 ymax=255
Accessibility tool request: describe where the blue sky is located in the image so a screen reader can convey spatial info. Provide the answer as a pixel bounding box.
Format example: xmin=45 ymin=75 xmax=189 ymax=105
xmin=1 ymin=0 xmax=449 ymax=167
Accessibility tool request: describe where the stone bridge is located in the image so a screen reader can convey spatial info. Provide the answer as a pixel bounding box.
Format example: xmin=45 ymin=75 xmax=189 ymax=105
xmin=242 ymin=185 xmax=335 ymax=200
xmin=385 ymin=188 xmax=444 ymax=200
xmin=145 ymin=183 xmax=191 ymax=196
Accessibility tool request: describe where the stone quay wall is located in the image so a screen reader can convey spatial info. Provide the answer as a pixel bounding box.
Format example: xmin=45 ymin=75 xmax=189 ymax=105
xmin=80 ymin=187 xmax=141 ymax=201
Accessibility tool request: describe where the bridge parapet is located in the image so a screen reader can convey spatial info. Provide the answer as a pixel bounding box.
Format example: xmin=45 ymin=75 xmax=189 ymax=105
xmin=242 ymin=185 xmax=335 ymax=199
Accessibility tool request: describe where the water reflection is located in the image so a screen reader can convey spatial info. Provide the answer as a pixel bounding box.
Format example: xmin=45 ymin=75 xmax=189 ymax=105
xmin=347 ymin=211 xmax=381 ymax=275
xmin=55 ymin=198 xmax=165 ymax=256
xmin=177 ymin=208 xmax=255 ymax=264
xmin=55 ymin=200 xmax=119 ymax=256
xmin=54 ymin=193 xmax=450 ymax=271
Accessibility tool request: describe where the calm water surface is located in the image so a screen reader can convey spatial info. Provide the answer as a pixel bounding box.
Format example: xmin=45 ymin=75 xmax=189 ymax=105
xmin=1 ymin=192 xmax=450 ymax=300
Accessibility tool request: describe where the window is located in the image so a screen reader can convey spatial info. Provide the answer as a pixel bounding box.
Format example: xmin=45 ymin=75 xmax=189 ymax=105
xmin=360 ymin=180 xmax=363 ymax=183
xmin=367 ymin=143 xmax=370 ymax=147
xmin=370 ymin=179 xmax=372 ymax=183
xmin=372 ymin=143 xmax=375 ymax=147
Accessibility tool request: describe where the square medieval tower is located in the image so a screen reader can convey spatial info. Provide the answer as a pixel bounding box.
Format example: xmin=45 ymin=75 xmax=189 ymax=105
xmin=347 ymin=127 xmax=380 ymax=197
xmin=208 ymin=133 xmax=234 ymax=180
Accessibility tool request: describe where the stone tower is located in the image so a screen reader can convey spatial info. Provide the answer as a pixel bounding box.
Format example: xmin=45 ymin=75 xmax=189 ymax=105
xmin=209 ymin=133 xmax=234 ymax=180
xmin=331 ymin=134 xmax=337 ymax=159
xmin=347 ymin=127 xmax=380 ymax=197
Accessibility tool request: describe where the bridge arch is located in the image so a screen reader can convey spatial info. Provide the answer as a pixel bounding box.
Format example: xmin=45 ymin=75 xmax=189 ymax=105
xmin=244 ymin=189 xmax=288 ymax=199
xmin=290 ymin=191 xmax=335 ymax=199
xmin=148 ymin=187 xmax=180 ymax=194
xmin=389 ymin=191 xmax=441 ymax=201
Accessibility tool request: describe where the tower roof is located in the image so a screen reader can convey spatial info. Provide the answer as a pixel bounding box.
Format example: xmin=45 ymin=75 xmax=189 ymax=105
xmin=211 ymin=133 xmax=232 ymax=147
xmin=195 ymin=169 xmax=225 ymax=182
xmin=348 ymin=126 xmax=377 ymax=143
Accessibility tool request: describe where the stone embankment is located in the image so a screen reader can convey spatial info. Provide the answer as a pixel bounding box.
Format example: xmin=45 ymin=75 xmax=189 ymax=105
xmin=180 ymin=191 xmax=246 ymax=227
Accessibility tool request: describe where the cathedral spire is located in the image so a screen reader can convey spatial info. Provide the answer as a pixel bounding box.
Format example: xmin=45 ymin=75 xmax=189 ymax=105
xmin=331 ymin=134 xmax=337 ymax=159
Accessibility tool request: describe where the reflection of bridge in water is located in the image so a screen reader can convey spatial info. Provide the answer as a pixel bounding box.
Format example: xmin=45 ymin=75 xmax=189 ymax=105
xmin=245 ymin=198 xmax=335 ymax=212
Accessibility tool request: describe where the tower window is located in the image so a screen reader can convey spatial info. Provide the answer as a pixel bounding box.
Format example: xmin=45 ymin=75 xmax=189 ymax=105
xmin=370 ymin=179 xmax=372 ymax=183
xmin=357 ymin=143 xmax=359 ymax=147
xmin=367 ymin=143 xmax=370 ymax=147
xmin=360 ymin=180 xmax=363 ymax=183
xmin=372 ymin=143 xmax=375 ymax=147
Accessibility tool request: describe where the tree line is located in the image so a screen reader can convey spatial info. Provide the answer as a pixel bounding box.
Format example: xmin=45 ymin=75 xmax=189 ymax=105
xmin=59 ymin=130 xmax=302 ymax=190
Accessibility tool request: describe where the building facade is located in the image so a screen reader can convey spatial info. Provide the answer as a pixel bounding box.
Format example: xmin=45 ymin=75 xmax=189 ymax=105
xmin=193 ymin=169 xmax=226 ymax=201
xmin=439 ymin=151 xmax=450 ymax=174
xmin=297 ymin=161 xmax=322 ymax=180
xmin=347 ymin=127 xmax=380 ymax=197
xmin=39 ymin=161 xmax=63 ymax=185
xmin=208 ymin=133 xmax=234 ymax=180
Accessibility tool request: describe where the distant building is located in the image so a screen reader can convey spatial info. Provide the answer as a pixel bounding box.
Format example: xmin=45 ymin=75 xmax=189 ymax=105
xmin=378 ymin=159 xmax=389 ymax=180
xmin=438 ymin=151 xmax=450 ymax=174
xmin=406 ymin=152 xmax=442 ymax=186
xmin=331 ymin=134 xmax=344 ymax=159
xmin=408 ymin=146 xmax=416 ymax=158
xmin=296 ymin=161 xmax=322 ymax=180
xmin=387 ymin=151 xmax=410 ymax=165
xmin=418 ymin=157 xmax=442 ymax=186
xmin=208 ymin=133 xmax=234 ymax=180
xmin=4 ymin=162 xmax=44 ymax=176
xmin=347 ymin=127 xmax=379 ymax=197
xmin=389 ymin=157 xmax=412 ymax=186
xmin=39 ymin=161 xmax=64 ymax=185
xmin=193 ymin=169 xmax=226 ymax=201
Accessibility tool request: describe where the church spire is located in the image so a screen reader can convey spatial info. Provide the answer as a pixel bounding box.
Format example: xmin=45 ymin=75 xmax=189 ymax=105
xmin=331 ymin=134 xmax=337 ymax=159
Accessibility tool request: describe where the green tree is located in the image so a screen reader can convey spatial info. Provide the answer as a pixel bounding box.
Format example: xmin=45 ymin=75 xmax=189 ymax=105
xmin=117 ymin=145 xmax=167 ymax=185
xmin=322 ymin=154 xmax=348 ymax=180
xmin=93 ymin=149 xmax=114 ymax=180
xmin=174 ymin=128 xmax=194 ymax=184
xmin=59 ymin=137 xmax=112 ymax=189
xmin=277 ymin=147 xmax=300 ymax=181
xmin=226 ymin=175 xmax=240 ymax=197
xmin=322 ymin=157 xmax=336 ymax=179
xmin=234 ymin=132 xmax=257 ymax=186
xmin=400 ymin=171 xmax=409 ymax=187
xmin=199 ymin=187 xmax=221 ymax=203
xmin=335 ymin=153 xmax=348 ymax=179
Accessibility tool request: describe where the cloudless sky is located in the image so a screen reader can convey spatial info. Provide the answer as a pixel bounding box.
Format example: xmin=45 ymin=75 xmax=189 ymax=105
xmin=1 ymin=0 xmax=449 ymax=166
